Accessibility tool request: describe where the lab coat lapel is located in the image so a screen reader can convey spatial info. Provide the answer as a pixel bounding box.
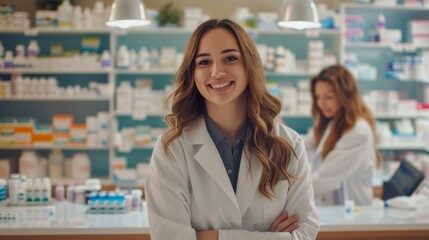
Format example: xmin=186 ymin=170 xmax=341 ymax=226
xmin=185 ymin=118 xmax=240 ymax=211
xmin=236 ymin=146 xmax=262 ymax=217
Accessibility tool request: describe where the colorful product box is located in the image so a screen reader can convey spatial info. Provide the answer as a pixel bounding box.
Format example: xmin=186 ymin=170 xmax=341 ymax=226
xmin=53 ymin=114 xmax=73 ymax=133
xmin=14 ymin=118 xmax=34 ymax=145
xmin=53 ymin=133 xmax=70 ymax=145
xmin=70 ymin=124 xmax=87 ymax=146
xmin=33 ymin=124 xmax=53 ymax=145
xmin=35 ymin=10 xmax=57 ymax=28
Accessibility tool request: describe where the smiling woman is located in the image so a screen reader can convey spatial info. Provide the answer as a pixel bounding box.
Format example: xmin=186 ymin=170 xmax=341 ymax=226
xmin=145 ymin=19 xmax=319 ymax=240
xmin=194 ymin=28 xmax=249 ymax=119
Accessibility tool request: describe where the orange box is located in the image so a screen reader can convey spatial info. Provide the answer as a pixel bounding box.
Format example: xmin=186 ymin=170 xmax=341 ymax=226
xmin=33 ymin=133 xmax=53 ymax=145
xmin=0 ymin=125 xmax=14 ymax=145
xmin=69 ymin=124 xmax=87 ymax=146
xmin=33 ymin=124 xmax=53 ymax=145
xmin=53 ymin=133 xmax=70 ymax=145
xmin=14 ymin=124 xmax=33 ymax=145
xmin=53 ymin=114 xmax=74 ymax=133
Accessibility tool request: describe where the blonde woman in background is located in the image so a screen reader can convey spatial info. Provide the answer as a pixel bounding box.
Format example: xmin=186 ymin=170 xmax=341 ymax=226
xmin=304 ymin=64 xmax=382 ymax=206
xmin=145 ymin=19 xmax=319 ymax=240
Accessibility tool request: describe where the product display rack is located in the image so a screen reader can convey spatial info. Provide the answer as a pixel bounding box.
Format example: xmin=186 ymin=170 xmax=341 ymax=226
xmin=0 ymin=145 xmax=110 ymax=150
xmin=1 ymin=2 xmax=428 ymax=184
xmin=0 ymin=28 xmax=113 ymax=179
xmin=0 ymin=96 xmax=110 ymax=101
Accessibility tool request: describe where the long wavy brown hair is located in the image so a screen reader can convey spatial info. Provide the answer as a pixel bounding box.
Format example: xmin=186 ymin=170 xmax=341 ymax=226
xmin=162 ymin=19 xmax=296 ymax=199
xmin=310 ymin=65 xmax=382 ymax=164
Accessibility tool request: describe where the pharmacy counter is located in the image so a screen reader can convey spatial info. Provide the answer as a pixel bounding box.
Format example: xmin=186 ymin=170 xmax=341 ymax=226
xmin=0 ymin=201 xmax=429 ymax=240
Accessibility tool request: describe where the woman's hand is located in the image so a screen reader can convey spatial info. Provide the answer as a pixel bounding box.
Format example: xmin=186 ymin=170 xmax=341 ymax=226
xmin=269 ymin=212 xmax=300 ymax=232
xmin=196 ymin=230 xmax=218 ymax=240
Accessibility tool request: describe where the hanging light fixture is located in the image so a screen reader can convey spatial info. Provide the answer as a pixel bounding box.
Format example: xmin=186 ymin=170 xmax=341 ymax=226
xmin=278 ymin=0 xmax=321 ymax=30
xmin=106 ymin=0 xmax=151 ymax=29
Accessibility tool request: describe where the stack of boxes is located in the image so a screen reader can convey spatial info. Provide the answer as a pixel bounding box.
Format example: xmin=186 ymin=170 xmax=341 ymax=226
xmin=308 ymin=41 xmax=324 ymax=73
xmin=0 ymin=112 xmax=109 ymax=147
xmin=297 ymin=80 xmax=312 ymax=115
xmin=410 ymin=20 xmax=429 ymax=46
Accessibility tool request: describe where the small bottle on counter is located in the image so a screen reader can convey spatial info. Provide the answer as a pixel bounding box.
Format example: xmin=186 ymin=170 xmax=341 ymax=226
xmin=33 ymin=178 xmax=42 ymax=204
xmin=26 ymin=179 xmax=33 ymax=204
xmin=0 ymin=179 xmax=7 ymax=206
xmin=55 ymin=182 xmax=65 ymax=202
xmin=42 ymin=178 xmax=51 ymax=203
xmin=74 ymin=185 xmax=86 ymax=205
xmin=131 ymin=189 xmax=142 ymax=210
xmin=66 ymin=182 xmax=75 ymax=202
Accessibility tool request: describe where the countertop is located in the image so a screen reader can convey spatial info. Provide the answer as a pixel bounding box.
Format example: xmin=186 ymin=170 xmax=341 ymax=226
xmin=0 ymin=200 xmax=428 ymax=235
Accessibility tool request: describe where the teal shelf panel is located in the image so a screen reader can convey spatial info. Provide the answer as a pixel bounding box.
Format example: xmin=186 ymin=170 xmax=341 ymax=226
xmin=115 ymin=33 xmax=191 ymax=52
xmin=253 ymin=34 xmax=336 ymax=60
xmin=0 ymin=149 xmax=110 ymax=178
xmin=282 ymin=118 xmax=314 ymax=135
xmin=115 ymin=74 xmax=173 ymax=90
xmin=115 ymin=149 xmax=152 ymax=169
xmin=116 ymin=115 xmax=166 ymax=129
xmin=0 ymin=34 xmax=110 ymax=56
xmin=0 ymin=101 xmax=109 ymax=123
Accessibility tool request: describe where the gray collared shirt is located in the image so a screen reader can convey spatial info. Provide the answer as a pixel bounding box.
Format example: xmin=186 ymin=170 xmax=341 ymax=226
xmin=204 ymin=115 xmax=248 ymax=193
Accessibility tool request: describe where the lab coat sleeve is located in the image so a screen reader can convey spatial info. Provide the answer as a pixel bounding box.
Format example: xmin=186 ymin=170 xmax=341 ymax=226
xmin=303 ymin=128 xmax=316 ymax=166
xmin=218 ymin=137 xmax=320 ymax=240
xmin=311 ymin=124 xmax=373 ymax=195
xmin=303 ymin=128 xmax=315 ymax=152
xmin=145 ymin=136 xmax=197 ymax=240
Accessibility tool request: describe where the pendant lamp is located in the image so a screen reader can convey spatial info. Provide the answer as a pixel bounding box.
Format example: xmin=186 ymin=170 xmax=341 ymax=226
xmin=278 ymin=0 xmax=321 ymax=30
xmin=106 ymin=0 xmax=151 ymax=29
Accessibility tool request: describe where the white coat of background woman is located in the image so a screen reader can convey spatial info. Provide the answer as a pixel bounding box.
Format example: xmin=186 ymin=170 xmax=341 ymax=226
xmin=304 ymin=65 xmax=381 ymax=206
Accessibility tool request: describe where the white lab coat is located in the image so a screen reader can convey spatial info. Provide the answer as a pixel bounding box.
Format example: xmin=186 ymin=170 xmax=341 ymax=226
xmin=145 ymin=118 xmax=319 ymax=240
xmin=304 ymin=118 xmax=375 ymax=206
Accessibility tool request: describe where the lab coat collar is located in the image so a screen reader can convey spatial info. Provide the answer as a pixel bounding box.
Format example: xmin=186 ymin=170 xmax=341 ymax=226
xmin=183 ymin=118 xmax=262 ymax=217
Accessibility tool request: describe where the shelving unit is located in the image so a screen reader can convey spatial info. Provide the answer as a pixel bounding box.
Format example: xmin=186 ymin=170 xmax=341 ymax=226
xmin=0 ymin=145 xmax=109 ymax=150
xmin=0 ymin=97 xmax=110 ymax=101
xmin=378 ymin=142 xmax=428 ymax=151
xmin=0 ymin=28 xmax=113 ymax=180
xmin=0 ymin=69 xmax=110 ymax=74
xmin=1 ymin=2 xmax=428 ymax=184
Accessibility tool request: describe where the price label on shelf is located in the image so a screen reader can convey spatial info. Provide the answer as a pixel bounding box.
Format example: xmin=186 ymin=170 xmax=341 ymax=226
xmin=24 ymin=28 xmax=39 ymax=36
xmin=305 ymin=29 xmax=320 ymax=38
xmin=132 ymin=110 xmax=148 ymax=120
xmin=118 ymin=144 xmax=133 ymax=153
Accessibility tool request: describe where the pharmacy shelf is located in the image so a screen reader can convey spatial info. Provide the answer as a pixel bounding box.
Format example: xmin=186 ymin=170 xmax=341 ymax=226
xmin=0 ymin=28 xmax=111 ymax=35
xmin=252 ymin=28 xmax=340 ymax=35
xmin=0 ymin=69 xmax=111 ymax=74
xmin=116 ymin=145 xmax=155 ymax=152
xmin=115 ymin=112 xmax=163 ymax=117
xmin=266 ymin=71 xmax=314 ymax=77
xmin=344 ymin=3 xmax=429 ymax=11
xmin=50 ymin=178 xmax=112 ymax=186
xmin=345 ymin=42 xmax=393 ymax=48
xmin=374 ymin=112 xmax=429 ymax=119
xmin=0 ymin=145 xmax=110 ymax=150
xmin=282 ymin=112 xmax=429 ymax=119
xmin=378 ymin=142 xmax=428 ymax=151
xmin=114 ymin=69 xmax=176 ymax=75
xmin=346 ymin=42 xmax=429 ymax=50
xmin=116 ymin=27 xmax=193 ymax=34
xmin=31 ymin=28 xmax=111 ymax=34
xmin=0 ymin=96 xmax=110 ymax=102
